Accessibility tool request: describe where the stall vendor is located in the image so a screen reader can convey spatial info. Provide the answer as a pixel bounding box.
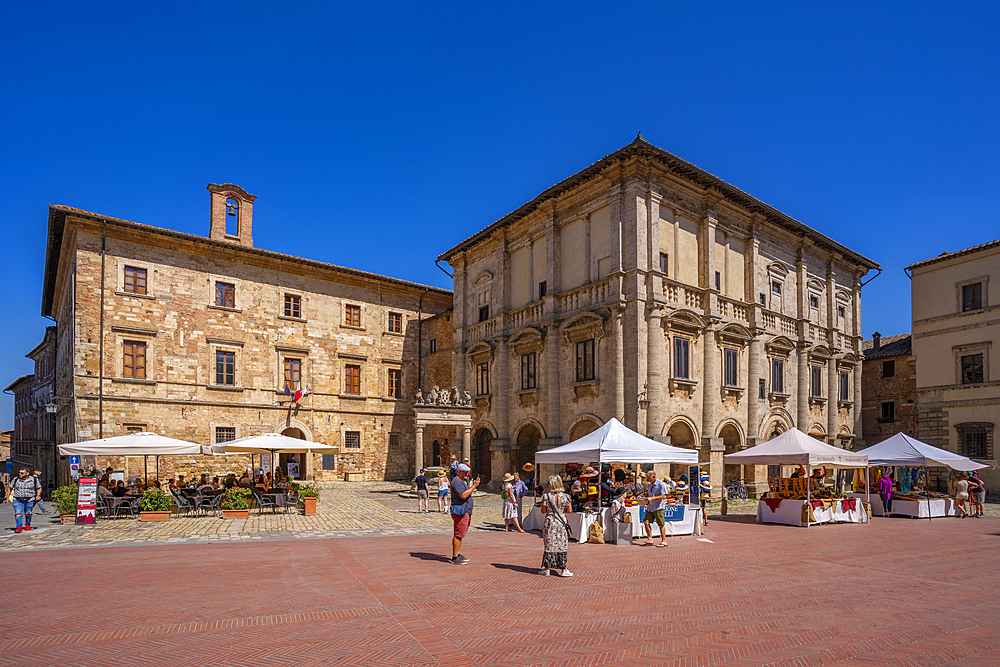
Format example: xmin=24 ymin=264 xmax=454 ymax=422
xmin=810 ymin=467 xmax=828 ymax=489
xmin=790 ymin=465 xmax=807 ymax=479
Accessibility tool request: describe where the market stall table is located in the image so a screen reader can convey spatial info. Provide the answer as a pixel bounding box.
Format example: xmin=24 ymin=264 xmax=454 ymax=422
xmin=757 ymin=497 xmax=869 ymax=526
xmin=847 ymin=492 xmax=955 ymax=518
xmin=522 ymin=502 xmax=702 ymax=540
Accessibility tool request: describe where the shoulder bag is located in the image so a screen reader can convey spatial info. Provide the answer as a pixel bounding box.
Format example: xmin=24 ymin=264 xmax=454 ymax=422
xmin=545 ymin=494 xmax=571 ymax=535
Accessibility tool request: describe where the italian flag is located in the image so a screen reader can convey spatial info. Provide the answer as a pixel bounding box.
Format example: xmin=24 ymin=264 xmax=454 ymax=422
xmin=294 ymin=379 xmax=303 ymax=403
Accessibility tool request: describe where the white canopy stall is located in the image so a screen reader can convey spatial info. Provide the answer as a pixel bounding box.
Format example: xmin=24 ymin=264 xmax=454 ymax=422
xmin=526 ymin=418 xmax=701 ymax=539
xmin=855 ymin=433 xmax=990 ymax=519
xmin=57 ymin=431 xmax=208 ymax=486
xmin=723 ymin=428 xmax=869 ymax=527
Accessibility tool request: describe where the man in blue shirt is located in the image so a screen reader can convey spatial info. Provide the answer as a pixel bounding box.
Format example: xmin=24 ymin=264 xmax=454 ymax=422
xmin=449 ymin=464 xmax=480 ymax=565
xmin=643 ymin=470 xmax=670 ymax=547
xmin=513 ymin=472 xmax=528 ymax=525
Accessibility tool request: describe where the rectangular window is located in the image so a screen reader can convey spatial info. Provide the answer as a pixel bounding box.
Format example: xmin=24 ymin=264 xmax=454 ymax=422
xmin=283 ymin=359 xmax=301 ymax=391
xmin=387 ymin=312 xmax=402 ymax=333
xmin=344 ymin=431 xmax=361 ymax=449
xmin=387 ymin=368 xmax=401 ymax=398
xmin=880 ymin=401 xmax=896 ymax=422
xmin=479 ymin=305 xmax=490 ymax=322
xmin=659 ymin=253 xmax=669 ymax=274
xmin=723 ymin=348 xmax=738 ymax=387
xmin=772 ymin=282 xmax=782 ymax=295
xmin=215 ymin=282 xmax=235 ymax=308
xmin=962 ymin=283 xmax=982 ymax=312
xmin=283 ymin=294 xmax=301 ymax=319
xmin=839 ymin=371 xmax=850 ymax=401
xmin=125 ymin=423 xmax=146 ymax=435
xmin=345 ymin=304 xmax=361 ymax=327
xmin=215 ymin=426 xmax=236 ymax=443
xmin=810 ymin=296 xmax=818 ymax=309
xmin=521 ymin=352 xmax=536 ymax=390
xmin=838 ymin=306 xmax=845 ymax=318
xmin=673 ymin=337 xmax=690 ymax=380
xmin=771 ymin=359 xmax=784 ymax=393
xmin=961 ymin=354 xmax=984 ymax=384
xmin=759 ymin=293 xmax=766 ymax=305
xmin=122 ymin=341 xmax=146 ymax=379
xmin=882 ymin=360 xmax=895 ymax=378
xmin=810 ymin=365 xmax=822 ymax=397
xmin=429 ymin=339 xmax=437 ymax=353
xmin=964 ymin=431 xmax=987 ymax=459
xmin=123 ymin=267 xmax=147 ymax=295
xmin=576 ymin=338 xmax=595 ymax=382
xmin=476 ymin=362 xmax=490 ymax=395
xmin=714 ymin=271 xmax=721 ymax=290
xmin=538 ymin=281 xmax=547 ymax=299
xmin=389 ymin=433 xmax=400 ymax=450
xmin=322 ymin=454 xmax=337 ymax=470
xmin=344 ymin=364 xmax=361 ymax=394
xmin=215 ymin=350 xmax=235 ymax=386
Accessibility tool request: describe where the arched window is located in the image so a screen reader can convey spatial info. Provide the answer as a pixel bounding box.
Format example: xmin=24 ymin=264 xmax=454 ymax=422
xmin=225 ymin=198 xmax=239 ymax=236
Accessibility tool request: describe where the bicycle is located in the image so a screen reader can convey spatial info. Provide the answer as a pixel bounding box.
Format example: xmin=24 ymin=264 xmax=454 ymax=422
xmin=726 ymin=478 xmax=749 ymax=500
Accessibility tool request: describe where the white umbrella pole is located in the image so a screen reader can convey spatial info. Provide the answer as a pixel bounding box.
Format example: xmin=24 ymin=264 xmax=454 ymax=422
xmin=925 ymin=466 xmax=932 ymax=522
xmin=865 ymin=465 xmax=870 ymax=523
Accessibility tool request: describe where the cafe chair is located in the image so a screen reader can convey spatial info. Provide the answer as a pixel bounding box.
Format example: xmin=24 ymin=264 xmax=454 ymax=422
xmin=254 ymin=492 xmax=277 ymax=515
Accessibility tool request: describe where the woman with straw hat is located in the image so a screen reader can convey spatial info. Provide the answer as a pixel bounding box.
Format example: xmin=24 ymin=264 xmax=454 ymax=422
xmin=436 ymin=470 xmax=450 ymax=513
xmin=502 ymin=473 xmax=526 ymax=532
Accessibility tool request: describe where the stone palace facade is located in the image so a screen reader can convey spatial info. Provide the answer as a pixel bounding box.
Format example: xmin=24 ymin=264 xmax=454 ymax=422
xmin=438 ymin=136 xmax=878 ymax=493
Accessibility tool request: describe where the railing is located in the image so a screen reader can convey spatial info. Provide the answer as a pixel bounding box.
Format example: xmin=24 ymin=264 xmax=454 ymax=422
xmin=718 ymin=297 xmax=748 ymax=323
xmin=779 ymin=316 xmax=797 ymax=338
xmin=663 ymin=279 xmax=704 ymax=311
xmin=557 ymin=279 xmax=611 ymax=314
xmin=465 ymin=317 xmax=497 ymax=343
xmin=507 ymin=300 xmax=545 ymax=330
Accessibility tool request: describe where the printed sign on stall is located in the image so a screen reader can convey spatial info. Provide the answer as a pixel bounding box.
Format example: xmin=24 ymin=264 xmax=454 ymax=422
xmin=688 ymin=465 xmax=701 ymax=509
xmin=662 ymin=504 xmax=686 ymax=522
xmin=75 ymin=476 xmax=98 ymax=524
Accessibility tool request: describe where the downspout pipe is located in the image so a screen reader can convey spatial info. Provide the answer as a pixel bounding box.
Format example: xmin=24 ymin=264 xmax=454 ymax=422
xmin=99 ymin=220 xmax=106 ymax=439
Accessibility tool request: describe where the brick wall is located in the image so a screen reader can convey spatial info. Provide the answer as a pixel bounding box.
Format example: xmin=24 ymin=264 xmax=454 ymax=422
xmin=861 ymin=353 xmax=917 ymax=445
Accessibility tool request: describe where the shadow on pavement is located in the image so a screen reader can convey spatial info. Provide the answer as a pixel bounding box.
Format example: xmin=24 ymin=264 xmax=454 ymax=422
xmin=409 ymin=551 xmax=451 ymax=563
xmin=491 ymin=562 xmax=539 ymax=574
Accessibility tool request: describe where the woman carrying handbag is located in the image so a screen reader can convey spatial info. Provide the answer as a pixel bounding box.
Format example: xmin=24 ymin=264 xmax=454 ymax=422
xmin=539 ymin=474 xmax=573 ymax=577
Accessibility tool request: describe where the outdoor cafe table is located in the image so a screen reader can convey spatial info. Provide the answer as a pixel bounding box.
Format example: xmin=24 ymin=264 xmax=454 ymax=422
xmin=261 ymin=492 xmax=288 ymax=510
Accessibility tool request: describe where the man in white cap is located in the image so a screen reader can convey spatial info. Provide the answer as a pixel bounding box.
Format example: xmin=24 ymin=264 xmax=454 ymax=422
xmin=449 ymin=463 xmax=480 ymax=565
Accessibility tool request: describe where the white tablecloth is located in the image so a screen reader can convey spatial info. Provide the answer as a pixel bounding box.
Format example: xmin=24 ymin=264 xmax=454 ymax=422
xmin=847 ymin=493 xmax=955 ymax=518
xmin=522 ymin=502 xmax=701 ymax=540
xmin=756 ymin=498 xmax=869 ymax=526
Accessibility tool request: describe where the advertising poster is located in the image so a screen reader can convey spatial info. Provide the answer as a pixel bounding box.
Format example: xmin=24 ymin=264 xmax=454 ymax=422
xmin=688 ymin=465 xmax=701 ymax=508
xmin=75 ymin=476 xmax=98 ymax=524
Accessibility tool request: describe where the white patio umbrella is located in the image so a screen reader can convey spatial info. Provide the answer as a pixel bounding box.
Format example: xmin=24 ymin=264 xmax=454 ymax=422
xmin=57 ymin=431 xmax=208 ymax=486
xmin=209 ymin=432 xmax=337 ymax=479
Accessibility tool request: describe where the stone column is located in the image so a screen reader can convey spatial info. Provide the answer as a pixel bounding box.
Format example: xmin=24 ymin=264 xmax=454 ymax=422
xmin=414 ymin=425 xmax=424 ymax=476
xmin=828 ymin=356 xmax=839 ymax=445
xmin=612 ymin=306 xmax=625 ymax=422
xmin=797 ymin=343 xmax=810 ymax=429
xmin=462 ymin=425 xmax=471 ymax=462
xmin=646 ymin=307 xmax=665 ymax=437
xmin=495 ymin=338 xmax=510 ymax=440
xmin=702 ymin=324 xmax=720 ymax=437
xmin=747 ymin=329 xmax=763 ymax=441
xmin=546 ymin=325 xmax=561 ymax=440
xmin=853 ymin=360 xmax=864 ymax=449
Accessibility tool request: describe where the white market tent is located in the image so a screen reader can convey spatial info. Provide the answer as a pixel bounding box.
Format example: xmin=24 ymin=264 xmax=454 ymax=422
xmin=535 ymin=418 xmax=699 ymax=465
xmin=723 ymin=428 xmax=868 ymax=468
xmin=57 ymin=431 xmax=208 ymax=485
xmin=723 ymin=428 xmax=869 ymax=527
xmin=861 ymin=432 xmax=989 ymax=471
xmin=209 ymin=432 xmax=337 ymax=478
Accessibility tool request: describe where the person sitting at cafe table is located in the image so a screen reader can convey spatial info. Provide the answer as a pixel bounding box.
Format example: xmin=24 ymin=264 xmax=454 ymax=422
xmin=97 ymin=480 xmax=114 ymax=499
xmin=276 ymin=474 xmax=291 ymax=490
xmin=112 ymin=480 xmax=127 ymax=498
xmin=211 ymin=476 xmax=220 ymax=489
xmin=238 ymin=473 xmax=252 ymax=488
xmin=197 ymin=479 xmax=214 ymax=493
xmin=176 ymin=474 xmax=187 ymax=488
xmin=166 ymin=478 xmax=179 ymax=493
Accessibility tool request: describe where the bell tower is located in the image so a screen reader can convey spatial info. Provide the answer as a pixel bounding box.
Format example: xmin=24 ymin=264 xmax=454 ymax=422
xmin=208 ymin=183 xmax=256 ymax=247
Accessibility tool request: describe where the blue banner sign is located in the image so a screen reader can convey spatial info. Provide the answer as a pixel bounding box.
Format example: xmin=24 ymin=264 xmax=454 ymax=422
xmin=662 ymin=504 xmax=686 ymax=522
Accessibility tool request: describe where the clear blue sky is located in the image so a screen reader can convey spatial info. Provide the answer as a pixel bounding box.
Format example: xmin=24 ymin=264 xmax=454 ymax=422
xmin=2 ymin=2 xmax=997 ymax=429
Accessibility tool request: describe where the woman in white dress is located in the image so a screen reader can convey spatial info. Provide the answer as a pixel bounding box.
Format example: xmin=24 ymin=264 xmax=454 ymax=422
xmin=502 ymin=473 xmax=525 ymax=532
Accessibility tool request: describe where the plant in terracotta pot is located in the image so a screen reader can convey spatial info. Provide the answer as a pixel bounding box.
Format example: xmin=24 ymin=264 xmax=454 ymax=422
xmin=221 ymin=487 xmax=252 ymax=519
xmin=52 ymin=485 xmax=79 ymax=524
xmin=298 ymin=486 xmax=319 ymax=515
xmin=139 ymin=488 xmax=172 ymax=521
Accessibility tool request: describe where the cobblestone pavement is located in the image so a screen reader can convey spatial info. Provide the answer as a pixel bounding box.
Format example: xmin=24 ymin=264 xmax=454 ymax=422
xmin=1 ymin=513 xmax=997 ymax=666
xmin=0 ymin=482 xmax=511 ymax=552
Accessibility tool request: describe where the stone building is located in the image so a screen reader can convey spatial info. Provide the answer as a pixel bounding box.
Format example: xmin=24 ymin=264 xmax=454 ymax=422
xmin=40 ymin=184 xmax=451 ymax=482
xmin=2 ymin=326 xmax=57 ymax=481
xmin=438 ymin=136 xmax=878 ymax=493
xmin=860 ymin=333 xmax=917 ymax=447
xmin=4 ymin=375 xmax=34 ymax=470
xmin=908 ymin=239 xmax=1000 ymax=490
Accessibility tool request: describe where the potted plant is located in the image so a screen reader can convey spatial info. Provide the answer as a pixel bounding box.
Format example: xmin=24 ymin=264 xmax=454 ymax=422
xmin=52 ymin=485 xmax=79 ymax=524
xmin=220 ymin=487 xmax=252 ymax=519
xmin=298 ymin=486 xmax=319 ymax=515
xmin=139 ymin=488 xmax=172 ymax=521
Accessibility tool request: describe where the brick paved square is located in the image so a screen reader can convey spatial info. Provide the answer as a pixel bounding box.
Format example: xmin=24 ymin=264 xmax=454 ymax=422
xmin=0 ymin=516 xmax=997 ymax=666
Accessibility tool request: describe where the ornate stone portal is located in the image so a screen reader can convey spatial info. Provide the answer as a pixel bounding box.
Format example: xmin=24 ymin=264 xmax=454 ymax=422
xmin=412 ymin=387 xmax=475 ymax=476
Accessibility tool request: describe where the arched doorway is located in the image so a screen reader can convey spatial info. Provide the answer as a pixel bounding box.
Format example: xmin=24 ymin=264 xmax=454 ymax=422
xmin=280 ymin=427 xmax=307 ymax=480
xmin=568 ymin=420 xmax=599 ymax=443
xmin=719 ymin=423 xmax=743 ymax=485
xmin=666 ymin=420 xmax=697 ymax=478
xmin=472 ymin=428 xmax=493 ymax=486
xmin=515 ymin=424 xmax=541 ymax=477
xmin=431 ymin=440 xmax=441 ymax=467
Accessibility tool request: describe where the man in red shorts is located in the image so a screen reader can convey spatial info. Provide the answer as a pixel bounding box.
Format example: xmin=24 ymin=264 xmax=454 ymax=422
xmin=449 ymin=463 xmax=480 ymax=565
